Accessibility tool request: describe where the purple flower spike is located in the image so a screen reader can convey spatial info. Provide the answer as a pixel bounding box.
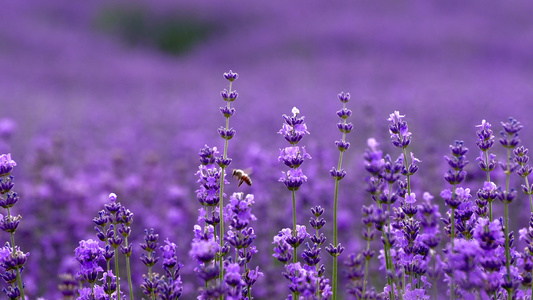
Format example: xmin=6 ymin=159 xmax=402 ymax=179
xmin=388 ymin=111 xmax=412 ymax=148
xmin=475 ymin=119 xmax=495 ymax=151
xmin=279 ymin=107 xmax=310 ymax=145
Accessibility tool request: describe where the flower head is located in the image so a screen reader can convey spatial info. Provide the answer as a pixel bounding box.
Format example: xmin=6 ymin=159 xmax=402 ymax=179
xmin=0 ymin=154 xmax=16 ymax=177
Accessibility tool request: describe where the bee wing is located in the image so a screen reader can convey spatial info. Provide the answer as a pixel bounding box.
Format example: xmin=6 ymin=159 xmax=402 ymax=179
xmin=242 ymin=168 xmax=253 ymax=176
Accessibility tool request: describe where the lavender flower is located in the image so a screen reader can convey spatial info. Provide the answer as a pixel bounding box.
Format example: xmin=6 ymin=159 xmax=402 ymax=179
xmin=225 ymin=262 xmax=245 ymax=300
xmin=190 ymin=224 xmax=225 ymax=298
xmin=78 ymin=285 xmax=106 ymax=300
xmin=0 ymin=154 xmax=26 ymax=299
xmin=277 ymin=106 xmax=311 ymax=300
xmin=329 ymin=92 xmax=352 ymax=300
xmin=215 ymin=70 xmax=240 ymax=287
xmin=158 ymin=239 xmax=183 ymax=299
xmin=388 ymin=111 xmax=411 ymax=149
xmin=225 ymin=192 xmax=261 ymax=298
xmin=74 ymin=239 xmax=104 ymax=284
xmin=515 ymin=146 xmax=533 ymax=215
xmin=475 ymin=120 xmax=496 ymax=184
xmin=283 ymin=262 xmax=331 ymax=300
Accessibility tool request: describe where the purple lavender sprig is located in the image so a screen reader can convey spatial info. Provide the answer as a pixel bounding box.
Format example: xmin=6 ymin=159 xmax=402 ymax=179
xmin=272 ymin=226 xmax=310 ymax=299
xmin=225 ymin=192 xmax=262 ymax=299
xmin=217 ymin=70 xmax=239 ymax=285
xmin=473 ymin=218 xmax=505 ymax=298
xmin=116 ymin=202 xmax=134 ymax=300
xmin=104 ymin=192 xmax=136 ymax=299
xmin=498 ymin=117 xmax=522 ymax=299
xmin=305 ymin=206 xmax=330 ymax=298
xmin=283 ymin=262 xmax=331 ymax=300
xmin=0 ymin=153 xmax=26 ymax=300
xmin=93 ymin=208 xmax=113 ymax=271
xmin=442 ymin=141 xmax=469 ymax=247
xmin=278 ymin=107 xmax=310 ymax=266
xmin=328 ymin=92 xmax=351 ymax=300
xmin=140 ymin=228 xmax=160 ymax=299
xmin=159 ymin=239 xmax=184 ymax=299
xmin=387 ymin=111 xmax=413 ymax=194
xmin=417 ymin=192 xmax=442 ymax=299
xmin=475 ymin=120 xmax=497 ymax=220
xmin=74 ymin=239 xmax=105 ymax=298
xmin=387 ymin=111 xmax=418 ymax=299
xmin=514 ymin=146 xmax=533 ymax=213
xmin=441 ymin=140 xmax=470 ymax=300
xmin=345 ymin=205 xmax=376 ymax=299
xmin=190 ymin=225 xmax=225 ymax=299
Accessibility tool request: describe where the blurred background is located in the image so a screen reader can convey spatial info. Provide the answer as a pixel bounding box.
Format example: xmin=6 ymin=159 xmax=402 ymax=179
xmin=2 ymin=0 xmax=533 ymax=298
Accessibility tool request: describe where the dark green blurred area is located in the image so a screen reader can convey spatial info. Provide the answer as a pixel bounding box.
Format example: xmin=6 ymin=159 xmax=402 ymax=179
xmin=95 ymin=5 xmax=214 ymax=55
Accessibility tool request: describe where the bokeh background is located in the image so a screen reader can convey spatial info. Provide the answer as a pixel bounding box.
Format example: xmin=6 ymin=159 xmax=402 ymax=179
xmin=2 ymin=0 xmax=533 ymax=298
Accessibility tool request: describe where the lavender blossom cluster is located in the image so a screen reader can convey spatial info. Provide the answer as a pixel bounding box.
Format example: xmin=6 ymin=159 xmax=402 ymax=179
xmin=3 ymin=71 xmax=533 ymax=300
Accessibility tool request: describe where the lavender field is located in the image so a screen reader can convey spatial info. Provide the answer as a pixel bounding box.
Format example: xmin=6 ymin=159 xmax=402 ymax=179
xmin=2 ymin=1 xmax=533 ymax=299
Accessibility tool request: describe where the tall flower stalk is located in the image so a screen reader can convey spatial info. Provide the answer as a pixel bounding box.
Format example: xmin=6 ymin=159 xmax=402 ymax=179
xmin=278 ymin=107 xmax=311 ymax=261
xmin=140 ymin=228 xmax=160 ymax=299
xmin=278 ymin=106 xmax=310 ymax=300
xmin=217 ymin=70 xmax=239 ymax=284
xmin=387 ymin=110 xmax=416 ymax=300
xmin=498 ymin=117 xmax=521 ymax=298
xmin=195 ymin=145 xmax=228 ymax=298
xmin=327 ymin=92 xmax=351 ymax=299
xmin=0 ymin=154 xmax=27 ymax=300
xmin=441 ymin=139 xmax=469 ymax=300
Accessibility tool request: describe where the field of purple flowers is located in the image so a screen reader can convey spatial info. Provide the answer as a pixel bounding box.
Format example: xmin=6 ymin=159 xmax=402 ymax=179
xmin=2 ymin=1 xmax=533 ymax=299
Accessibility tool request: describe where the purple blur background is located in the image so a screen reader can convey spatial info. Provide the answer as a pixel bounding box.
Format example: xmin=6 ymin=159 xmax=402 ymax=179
xmin=2 ymin=1 xmax=533 ymax=298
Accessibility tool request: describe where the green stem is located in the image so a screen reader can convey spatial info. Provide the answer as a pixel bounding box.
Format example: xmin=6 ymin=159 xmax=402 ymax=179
xmin=331 ymin=121 xmax=346 ymax=300
xmin=244 ymin=247 xmax=252 ymax=300
xmin=526 ymin=176 xmax=533 ymax=213
xmin=292 ymin=189 xmax=299 ymax=300
xmin=381 ymin=230 xmax=394 ymax=300
xmin=402 ymin=148 xmax=411 ymax=195
xmin=361 ymin=229 xmax=371 ymax=298
xmin=332 ymin=177 xmax=340 ymax=300
xmin=125 ymin=237 xmax=134 ymax=300
xmin=149 ymin=263 xmax=155 ymax=300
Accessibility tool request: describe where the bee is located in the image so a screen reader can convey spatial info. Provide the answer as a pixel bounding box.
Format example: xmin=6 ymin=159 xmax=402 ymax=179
xmin=232 ymin=168 xmax=252 ymax=187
